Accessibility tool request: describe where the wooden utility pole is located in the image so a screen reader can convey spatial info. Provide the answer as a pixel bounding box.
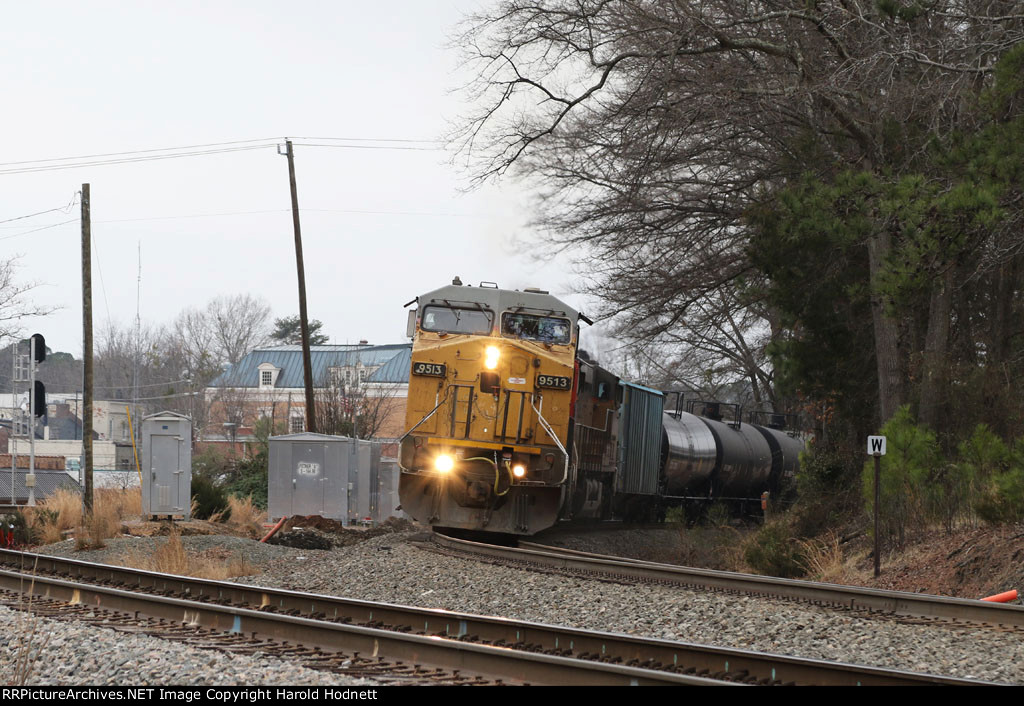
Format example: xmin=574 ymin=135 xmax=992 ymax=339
xmin=81 ymin=183 xmax=94 ymax=513
xmin=284 ymin=139 xmax=317 ymax=432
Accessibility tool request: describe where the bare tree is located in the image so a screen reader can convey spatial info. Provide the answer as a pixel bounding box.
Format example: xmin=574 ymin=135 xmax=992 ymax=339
xmin=315 ymin=369 xmax=402 ymax=440
xmin=0 ymin=256 xmax=53 ymax=343
xmin=452 ymin=0 xmax=1024 ymax=423
xmin=207 ymin=294 xmax=272 ymax=367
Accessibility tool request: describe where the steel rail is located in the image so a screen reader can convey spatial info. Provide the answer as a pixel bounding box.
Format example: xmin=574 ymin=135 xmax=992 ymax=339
xmin=446 ymin=534 xmax=1024 ymax=628
xmin=0 ymin=565 xmax=721 ymax=686
xmin=0 ymin=548 xmax=993 ymax=686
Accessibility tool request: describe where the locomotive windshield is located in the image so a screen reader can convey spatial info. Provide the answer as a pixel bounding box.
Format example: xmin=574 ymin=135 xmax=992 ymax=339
xmin=421 ymin=304 xmax=493 ymax=335
xmin=501 ymin=312 xmax=572 ymax=345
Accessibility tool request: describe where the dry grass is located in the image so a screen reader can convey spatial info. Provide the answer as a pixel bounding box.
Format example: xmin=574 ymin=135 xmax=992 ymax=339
xmin=797 ymin=531 xmax=851 ymax=583
xmin=674 ymin=525 xmax=748 ymax=572
xmin=6 ymin=557 xmax=52 ymax=685
xmin=224 ymin=495 xmax=267 ymax=538
xmin=22 ymin=487 xmax=143 ymax=548
xmin=121 ymin=529 xmax=255 ymax=580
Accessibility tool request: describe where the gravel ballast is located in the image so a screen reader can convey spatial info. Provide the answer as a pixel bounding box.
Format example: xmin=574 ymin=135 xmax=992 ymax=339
xmin=22 ymin=527 xmax=1024 ymax=685
xmin=241 ymin=529 xmax=1024 ymax=685
xmin=0 ymin=604 xmax=380 ymax=687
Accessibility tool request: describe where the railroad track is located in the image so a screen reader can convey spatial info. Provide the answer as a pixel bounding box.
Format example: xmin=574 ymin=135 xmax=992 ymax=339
xmin=0 ymin=548 xmax=993 ymax=686
xmin=426 ymin=532 xmax=1024 ymax=635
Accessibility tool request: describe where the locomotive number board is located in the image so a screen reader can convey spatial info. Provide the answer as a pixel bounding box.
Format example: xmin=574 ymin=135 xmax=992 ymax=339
xmin=537 ymin=374 xmax=571 ymax=390
xmin=412 ymin=362 xmax=447 ymax=377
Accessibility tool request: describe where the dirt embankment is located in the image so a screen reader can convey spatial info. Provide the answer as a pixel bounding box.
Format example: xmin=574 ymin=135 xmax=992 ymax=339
xmin=863 ymin=524 xmax=1024 ymax=599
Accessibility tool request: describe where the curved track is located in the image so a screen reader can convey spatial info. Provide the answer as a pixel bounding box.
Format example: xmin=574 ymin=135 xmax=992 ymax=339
xmin=427 ymin=533 xmax=1024 ymax=634
xmin=0 ymin=548 xmax=993 ymax=686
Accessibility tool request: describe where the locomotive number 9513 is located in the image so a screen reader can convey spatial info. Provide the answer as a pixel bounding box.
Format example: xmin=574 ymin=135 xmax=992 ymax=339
xmin=537 ymin=374 xmax=571 ymax=389
xmin=412 ymin=362 xmax=447 ymax=377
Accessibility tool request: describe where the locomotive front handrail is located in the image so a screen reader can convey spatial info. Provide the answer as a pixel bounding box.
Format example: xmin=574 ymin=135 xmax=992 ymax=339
xmin=532 ymin=396 xmax=569 ymax=484
xmin=397 ymin=386 xmax=454 ymax=470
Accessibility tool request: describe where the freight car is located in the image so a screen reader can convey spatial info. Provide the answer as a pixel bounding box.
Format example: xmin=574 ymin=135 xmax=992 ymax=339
xmin=398 ymin=278 xmax=804 ymax=536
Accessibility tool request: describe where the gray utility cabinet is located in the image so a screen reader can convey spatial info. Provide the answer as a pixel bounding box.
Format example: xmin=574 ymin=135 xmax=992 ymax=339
xmin=346 ymin=440 xmax=382 ymax=524
xmin=374 ymin=459 xmax=402 ymax=524
xmin=268 ymin=434 xmax=404 ymax=524
xmin=141 ymin=411 xmax=192 ymax=520
xmin=268 ymin=433 xmax=352 ymax=522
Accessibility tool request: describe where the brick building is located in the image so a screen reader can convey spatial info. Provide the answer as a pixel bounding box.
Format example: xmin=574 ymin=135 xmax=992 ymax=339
xmin=204 ymin=343 xmax=410 ymax=452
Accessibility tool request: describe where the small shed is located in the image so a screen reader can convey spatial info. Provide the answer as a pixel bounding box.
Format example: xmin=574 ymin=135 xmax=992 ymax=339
xmin=141 ymin=411 xmax=192 ymax=520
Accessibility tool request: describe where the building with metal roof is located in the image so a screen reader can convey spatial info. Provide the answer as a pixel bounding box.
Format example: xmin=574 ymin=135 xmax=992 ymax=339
xmin=0 ymin=470 xmax=80 ymax=510
xmin=204 ymin=343 xmax=410 ymax=444
xmin=210 ymin=343 xmax=411 ymax=389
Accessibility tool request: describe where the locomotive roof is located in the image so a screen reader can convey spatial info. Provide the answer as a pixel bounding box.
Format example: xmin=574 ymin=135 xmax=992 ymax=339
xmin=417 ymin=283 xmax=580 ymax=321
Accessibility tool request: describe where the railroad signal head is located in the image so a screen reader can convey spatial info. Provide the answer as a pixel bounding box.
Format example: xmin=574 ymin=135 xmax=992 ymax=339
xmin=30 ymin=333 xmax=46 ymax=363
xmin=33 ymin=380 xmax=46 ymax=417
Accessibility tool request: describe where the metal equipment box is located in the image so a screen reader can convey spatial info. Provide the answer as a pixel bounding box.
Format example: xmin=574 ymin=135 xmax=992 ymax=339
xmin=373 ymin=458 xmax=403 ymax=523
xmin=269 ymin=433 xmax=352 ymax=522
xmin=268 ymin=434 xmax=405 ymax=524
xmin=141 ymin=411 xmax=192 ymax=519
xmin=347 ymin=440 xmax=381 ymax=524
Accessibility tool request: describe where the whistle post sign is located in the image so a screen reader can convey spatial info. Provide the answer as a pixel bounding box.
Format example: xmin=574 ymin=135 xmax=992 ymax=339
xmin=868 ymin=436 xmax=886 ymax=456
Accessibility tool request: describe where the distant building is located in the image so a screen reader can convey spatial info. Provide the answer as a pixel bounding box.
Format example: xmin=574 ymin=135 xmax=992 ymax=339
xmin=205 ymin=343 xmax=410 ymax=450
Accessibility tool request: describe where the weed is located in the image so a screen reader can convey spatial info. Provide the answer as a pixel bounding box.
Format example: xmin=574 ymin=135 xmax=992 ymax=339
xmin=121 ymin=529 xmax=256 ymax=580
xmin=743 ymin=518 xmax=806 ymax=578
xmin=225 ymin=495 xmax=267 ymax=538
xmin=797 ymin=531 xmax=849 ymax=583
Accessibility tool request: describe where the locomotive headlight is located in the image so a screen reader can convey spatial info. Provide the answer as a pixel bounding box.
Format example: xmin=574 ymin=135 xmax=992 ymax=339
xmin=484 ymin=346 xmax=500 ymax=370
xmin=512 ymin=464 xmax=526 ymax=478
xmin=435 ymin=454 xmax=454 ymax=473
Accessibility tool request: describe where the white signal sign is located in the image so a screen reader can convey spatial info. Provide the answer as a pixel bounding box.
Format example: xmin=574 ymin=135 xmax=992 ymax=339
xmin=867 ymin=436 xmax=886 ymax=456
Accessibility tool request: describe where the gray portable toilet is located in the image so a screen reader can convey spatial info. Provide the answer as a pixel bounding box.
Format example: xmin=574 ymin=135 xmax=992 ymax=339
xmin=141 ymin=411 xmax=192 ymax=520
xmin=268 ymin=433 xmax=351 ymax=522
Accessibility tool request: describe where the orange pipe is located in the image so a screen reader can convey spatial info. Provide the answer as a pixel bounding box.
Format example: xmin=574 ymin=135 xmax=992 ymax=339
xmin=261 ymin=516 xmax=287 ymax=543
xmin=981 ymin=590 xmax=1018 ymax=603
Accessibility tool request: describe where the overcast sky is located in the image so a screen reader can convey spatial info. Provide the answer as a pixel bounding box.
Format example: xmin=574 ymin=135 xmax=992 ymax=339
xmin=1 ymin=1 xmax=595 ymax=357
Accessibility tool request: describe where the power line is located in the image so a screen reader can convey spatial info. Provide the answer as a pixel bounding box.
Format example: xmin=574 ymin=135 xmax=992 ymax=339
xmin=292 ymin=142 xmax=439 ymax=152
xmin=0 ymin=136 xmax=442 ymax=176
xmin=0 ymin=205 xmax=478 ymax=242
xmin=0 ymin=219 xmax=77 ymax=242
xmin=289 ymin=136 xmax=438 ymax=144
xmin=0 ymin=192 xmax=78 ymax=226
xmin=0 ymin=138 xmax=280 ymax=168
xmin=0 ymin=144 xmax=274 ymax=176
xmin=94 ymin=207 xmax=477 ymax=224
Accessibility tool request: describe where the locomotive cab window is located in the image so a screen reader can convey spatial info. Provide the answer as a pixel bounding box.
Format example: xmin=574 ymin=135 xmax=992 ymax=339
xmin=421 ymin=305 xmax=493 ymax=335
xmin=501 ymin=312 xmax=571 ymax=345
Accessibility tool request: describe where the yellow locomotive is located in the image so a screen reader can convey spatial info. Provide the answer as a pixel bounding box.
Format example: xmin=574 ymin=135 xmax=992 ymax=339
xmin=399 ymin=277 xmax=581 ymax=534
xmin=398 ymin=278 xmax=806 ymax=536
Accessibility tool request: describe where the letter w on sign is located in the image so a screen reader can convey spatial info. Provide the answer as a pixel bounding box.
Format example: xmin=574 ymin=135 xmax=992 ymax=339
xmin=868 ymin=436 xmax=886 ymax=456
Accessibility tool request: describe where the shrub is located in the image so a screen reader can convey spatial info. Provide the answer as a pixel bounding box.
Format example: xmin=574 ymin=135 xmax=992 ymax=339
xmin=0 ymin=512 xmax=36 ymax=545
xmin=973 ymin=436 xmax=1024 ymax=524
xmin=224 ymin=454 xmax=268 ymax=510
xmin=792 ymin=442 xmax=861 ymax=537
xmin=191 ymin=474 xmax=231 ymax=521
xmin=743 ymin=518 xmax=806 ymax=578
